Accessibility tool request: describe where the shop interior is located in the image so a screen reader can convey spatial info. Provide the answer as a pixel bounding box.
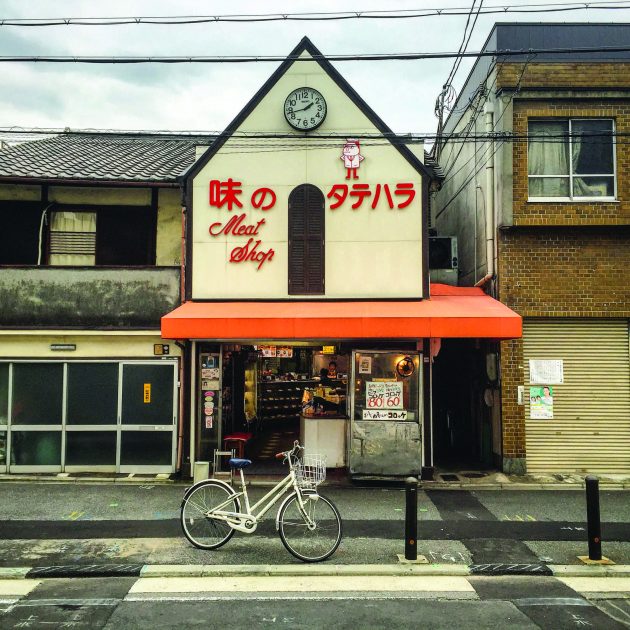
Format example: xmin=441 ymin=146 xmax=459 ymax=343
xmin=217 ymin=344 xmax=349 ymax=474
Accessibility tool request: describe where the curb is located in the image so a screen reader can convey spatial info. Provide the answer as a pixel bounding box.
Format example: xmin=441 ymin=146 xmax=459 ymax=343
xmin=2 ymin=564 xmax=629 ymax=580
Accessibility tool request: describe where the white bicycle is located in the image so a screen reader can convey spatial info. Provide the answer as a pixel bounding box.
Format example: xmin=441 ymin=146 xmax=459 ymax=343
xmin=180 ymin=441 xmax=342 ymax=562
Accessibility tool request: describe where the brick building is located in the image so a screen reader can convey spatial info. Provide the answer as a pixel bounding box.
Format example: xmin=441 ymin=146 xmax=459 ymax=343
xmin=433 ymin=23 xmax=630 ymax=475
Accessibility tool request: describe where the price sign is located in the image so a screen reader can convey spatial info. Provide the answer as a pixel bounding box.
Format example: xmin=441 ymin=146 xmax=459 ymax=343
xmin=363 ymin=409 xmax=408 ymax=420
xmin=366 ymin=381 xmax=403 ymax=410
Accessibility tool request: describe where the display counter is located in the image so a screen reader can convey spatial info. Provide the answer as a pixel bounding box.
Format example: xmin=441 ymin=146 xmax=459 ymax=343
xmin=300 ymin=414 xmax=347 ymax=468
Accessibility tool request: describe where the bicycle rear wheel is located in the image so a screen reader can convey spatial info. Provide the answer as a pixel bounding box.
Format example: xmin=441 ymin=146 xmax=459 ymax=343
xmin=181 ymin=480 xmax=240 ymax=550
xmin=278 ymin=492 xmax=342 ymax=562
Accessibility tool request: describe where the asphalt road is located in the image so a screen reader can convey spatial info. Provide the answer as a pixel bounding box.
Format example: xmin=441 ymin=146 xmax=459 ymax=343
xmin=1 ymin=575 xmax=629 ymax=629
xmin=0 ymin=484 xmax=629 ymax=569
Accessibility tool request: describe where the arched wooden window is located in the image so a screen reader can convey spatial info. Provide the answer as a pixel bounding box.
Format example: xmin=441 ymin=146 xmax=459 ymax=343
xmin=288 ymin=184 xmax=325 ymax=295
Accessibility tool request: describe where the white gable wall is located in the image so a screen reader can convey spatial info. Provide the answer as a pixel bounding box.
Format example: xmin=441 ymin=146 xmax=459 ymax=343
xmin=191 ymin=52 xmax=425 ymax=299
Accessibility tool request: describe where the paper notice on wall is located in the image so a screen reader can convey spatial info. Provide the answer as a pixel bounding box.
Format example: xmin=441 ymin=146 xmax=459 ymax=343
xmin=358 ymin=356 xmax=372 ymax=374
xmin=529 ymin=386 xmax=554 ymax=419
xmin=205 ymin=416 xmax=213 ymax=429
xmin=529 ymin=359 xmax=564 ymax=384
xmin=202 ymin=379 xmax=220 ymax=390
xmin=366 ymin=381 xmax=403 ymax=410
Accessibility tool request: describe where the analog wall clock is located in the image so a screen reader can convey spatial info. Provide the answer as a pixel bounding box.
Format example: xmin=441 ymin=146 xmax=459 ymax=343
xmin=284 ymin=87 xmax=327 ymax=131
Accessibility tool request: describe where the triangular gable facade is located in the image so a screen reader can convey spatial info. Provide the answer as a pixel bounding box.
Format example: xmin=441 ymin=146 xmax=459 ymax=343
xmin=186 ymin=37 xmax=431 ymax=300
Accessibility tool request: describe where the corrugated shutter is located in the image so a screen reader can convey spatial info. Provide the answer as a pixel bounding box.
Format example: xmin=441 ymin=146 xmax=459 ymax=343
xmin=523 ymin=319 xmax=630 ymax=474
xmin=288 ymin=184 xmax=325 ymax=295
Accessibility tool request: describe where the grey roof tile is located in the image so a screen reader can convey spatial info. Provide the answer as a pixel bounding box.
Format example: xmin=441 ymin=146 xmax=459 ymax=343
xmin=0 ymin=133 xmax=216 ymax=183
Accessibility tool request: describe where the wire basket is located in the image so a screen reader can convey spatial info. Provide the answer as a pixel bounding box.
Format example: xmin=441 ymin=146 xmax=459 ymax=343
xmin=294 ymin=454 xmax=326 ymax=489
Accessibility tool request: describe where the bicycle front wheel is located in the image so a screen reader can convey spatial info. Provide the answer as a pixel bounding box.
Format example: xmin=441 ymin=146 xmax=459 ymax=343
xmin=278 ymin=492 xmax=342 ymax=562
xmin=181 ymin=480 xmax=240 ymax=550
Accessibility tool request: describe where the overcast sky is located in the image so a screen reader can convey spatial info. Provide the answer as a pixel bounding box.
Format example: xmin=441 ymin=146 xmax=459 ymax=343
xmin=0 ymin=0 xmax=628 ymax=138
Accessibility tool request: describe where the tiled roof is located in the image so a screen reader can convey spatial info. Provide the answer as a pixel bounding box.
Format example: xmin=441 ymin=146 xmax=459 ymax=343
xmin=0 ymin=133 xmax=216 ymax=183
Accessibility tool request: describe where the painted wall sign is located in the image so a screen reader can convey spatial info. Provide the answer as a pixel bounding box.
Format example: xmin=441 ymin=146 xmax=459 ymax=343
xmin=366 ymin=381 xmax=403 ymax=410
xmin=529 ymin=359 xmax=564 ymax=384
xmin=143 ymin=383 xmax=151 ymax=404
xmin=205 ymin=177 xmax=417 ymax=272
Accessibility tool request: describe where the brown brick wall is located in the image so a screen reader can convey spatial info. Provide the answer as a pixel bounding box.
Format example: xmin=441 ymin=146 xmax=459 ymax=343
xmin=500 ymin=338 xmax=525 ymax=459
xmin=511 ymin=99 xmax=630 ymax=226
xmin=497 ymin=62 xmax=630 ymax=90
xmin=497 ymin=227 xmax=630 ymax=318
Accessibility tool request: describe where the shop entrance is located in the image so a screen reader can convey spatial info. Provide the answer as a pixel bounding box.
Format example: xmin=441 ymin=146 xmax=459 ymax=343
xmin=218 ymin=344 xmax=349 ymax=474
xmin=431 ymin=339 xmax=500 ymax=471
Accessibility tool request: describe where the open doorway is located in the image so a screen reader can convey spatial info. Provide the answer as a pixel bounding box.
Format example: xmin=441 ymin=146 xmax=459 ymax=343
xmin=431 ymin=339 xmax=501 ymax=472
xmin=220 ymin=345 xmax=349 ymax=475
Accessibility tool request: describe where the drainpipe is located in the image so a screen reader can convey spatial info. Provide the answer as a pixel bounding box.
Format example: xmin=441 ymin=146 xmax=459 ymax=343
xmin=484 ymin=102 xmax=496 ymax=286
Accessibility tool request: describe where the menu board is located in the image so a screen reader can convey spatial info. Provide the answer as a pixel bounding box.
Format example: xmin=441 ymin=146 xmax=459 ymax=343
xmin=365 ymin=381 xmax=403 ymax=410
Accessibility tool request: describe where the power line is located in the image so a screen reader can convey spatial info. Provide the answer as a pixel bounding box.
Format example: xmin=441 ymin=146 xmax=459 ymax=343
xmin=2 ymin=44 xmax=630 ymax=63
xmin=2 ymin=1 xmax=630 ymax=26
xmin=0 ymin=127 xmax=622 ymax=142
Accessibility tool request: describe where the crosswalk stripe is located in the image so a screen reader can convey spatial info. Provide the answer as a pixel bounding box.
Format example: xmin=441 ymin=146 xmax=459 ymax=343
xmin=129 ymin=575 xmax=475 ymax=594
xmin=0 ymin=580 xmax=40 ymax=596
xmin=558 ymin=577 xmax=630 ymax=593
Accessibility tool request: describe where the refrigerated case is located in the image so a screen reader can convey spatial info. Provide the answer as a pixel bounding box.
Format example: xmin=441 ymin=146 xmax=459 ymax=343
xmin=349 ymin=350 xmax=422 ymax=476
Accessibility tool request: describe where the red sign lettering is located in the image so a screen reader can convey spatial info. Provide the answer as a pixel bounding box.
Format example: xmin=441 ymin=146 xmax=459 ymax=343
xmin=229 ymin=238 xmax=275 ymax=271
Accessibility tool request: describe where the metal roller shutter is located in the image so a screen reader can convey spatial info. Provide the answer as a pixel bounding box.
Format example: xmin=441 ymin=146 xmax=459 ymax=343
xmin=523 ymin=319 xmax=630 ymax=474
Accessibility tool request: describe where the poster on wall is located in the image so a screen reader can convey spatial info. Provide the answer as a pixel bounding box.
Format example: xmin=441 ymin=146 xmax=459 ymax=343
xmin=530 ymin=386 xmax=554 ymax=419
xmin=529 ymin=360 xmax=564 ymax=384
xmin=359 ymin=356 xmax=372 ymax=374
xmin=366 ymin=381 xmax=403 ymax=410
xmin=277 ymin=347 xmax=293 ymax=358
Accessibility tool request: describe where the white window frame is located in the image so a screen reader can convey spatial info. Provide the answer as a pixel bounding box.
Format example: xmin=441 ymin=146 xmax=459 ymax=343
xmin=527 ymin=117 xmax=617 ymax=202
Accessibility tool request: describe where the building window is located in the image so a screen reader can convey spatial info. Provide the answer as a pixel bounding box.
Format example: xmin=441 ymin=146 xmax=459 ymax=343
xmin=528 ymin=119 xmax=615 ymax=200
xmin=288 ymin=184 xmax=325 ymax=295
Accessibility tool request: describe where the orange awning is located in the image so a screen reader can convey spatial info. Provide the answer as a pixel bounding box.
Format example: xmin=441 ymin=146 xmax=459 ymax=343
xmin=161 ymin=284 xmax=521 ymax=341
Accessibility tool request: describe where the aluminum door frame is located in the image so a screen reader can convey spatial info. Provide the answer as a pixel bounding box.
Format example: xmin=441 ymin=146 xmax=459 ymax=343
xmin=348 ymin=349 xmax=423 ymax=476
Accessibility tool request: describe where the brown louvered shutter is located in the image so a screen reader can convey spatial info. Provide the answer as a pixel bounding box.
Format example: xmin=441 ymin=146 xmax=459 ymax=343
xmin=288 ymin=184 xmax=324 ymax=295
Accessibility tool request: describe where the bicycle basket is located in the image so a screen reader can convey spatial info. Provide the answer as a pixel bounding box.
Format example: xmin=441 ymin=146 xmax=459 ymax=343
xmin=295 ymin=454 xmax=326 ymax=489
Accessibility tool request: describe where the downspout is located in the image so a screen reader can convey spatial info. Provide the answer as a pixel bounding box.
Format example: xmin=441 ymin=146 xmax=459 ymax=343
xmin=483 ymin=102 xmax=496 ymax=290
xmin=175 ymin=182 xmax=187 ymax=474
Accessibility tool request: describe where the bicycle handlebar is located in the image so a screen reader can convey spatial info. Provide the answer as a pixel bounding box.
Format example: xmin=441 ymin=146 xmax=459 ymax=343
xmin=275 ymin=440 xmax=303 ymax=461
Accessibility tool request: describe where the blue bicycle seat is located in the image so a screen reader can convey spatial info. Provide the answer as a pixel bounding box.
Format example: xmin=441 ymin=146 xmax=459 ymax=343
xmin=228 ymin=458 xmax=252 ymax=469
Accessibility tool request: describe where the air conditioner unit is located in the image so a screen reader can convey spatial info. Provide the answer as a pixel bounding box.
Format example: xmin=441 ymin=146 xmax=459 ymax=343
xmin=429 ymin=236 xmax=458 ymax=286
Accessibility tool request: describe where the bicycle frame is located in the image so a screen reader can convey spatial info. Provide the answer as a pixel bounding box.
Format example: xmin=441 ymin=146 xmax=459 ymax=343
xmin=207 ymin=467 xmax=315 ymax=534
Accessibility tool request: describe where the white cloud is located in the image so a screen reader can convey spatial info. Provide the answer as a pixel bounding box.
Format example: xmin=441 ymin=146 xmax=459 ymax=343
xmin=0 ymin=0 xmax=627 ymax=135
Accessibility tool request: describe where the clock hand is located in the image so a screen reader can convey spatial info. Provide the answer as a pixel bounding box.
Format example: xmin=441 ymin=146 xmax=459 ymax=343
xmin=292 ymin=102 xmax=315 ymax=114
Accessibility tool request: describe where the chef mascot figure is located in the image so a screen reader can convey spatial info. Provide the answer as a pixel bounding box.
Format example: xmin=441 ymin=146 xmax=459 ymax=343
xmin=341 ymin=138 xmax=364 ymax=180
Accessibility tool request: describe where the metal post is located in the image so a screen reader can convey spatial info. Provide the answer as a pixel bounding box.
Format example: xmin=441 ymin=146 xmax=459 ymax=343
xmin=585 ymin=475 xmax=602 ymax=561
xmin=405 ymin=477 xmax=418 ymax=561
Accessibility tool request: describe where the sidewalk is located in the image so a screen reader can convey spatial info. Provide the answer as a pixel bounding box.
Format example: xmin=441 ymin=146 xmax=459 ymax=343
xmin=2 ymin=470 xmax=629 ymax=490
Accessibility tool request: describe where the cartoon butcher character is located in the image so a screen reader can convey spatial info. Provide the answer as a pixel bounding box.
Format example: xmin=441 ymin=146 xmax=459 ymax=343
xmin=341 ymin=138 xmax=364 ymax=180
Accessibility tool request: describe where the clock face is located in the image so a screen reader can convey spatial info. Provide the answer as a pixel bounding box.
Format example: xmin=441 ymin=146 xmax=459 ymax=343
xmin=284 ymin=87 xmax=327 ymax=131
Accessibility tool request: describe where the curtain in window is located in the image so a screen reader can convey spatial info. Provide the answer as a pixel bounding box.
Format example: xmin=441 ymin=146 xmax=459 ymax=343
xmin=49 ymin=211 xmax=96 ymax=266
xmin=571 ymin=120 xmax=615 ymax=197
xmin=528 ymin=121 xmax=570 ymax=197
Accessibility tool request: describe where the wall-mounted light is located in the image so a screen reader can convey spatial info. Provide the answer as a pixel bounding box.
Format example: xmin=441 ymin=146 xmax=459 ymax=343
xmin=396 ymin=356 xmax=415 ymax=377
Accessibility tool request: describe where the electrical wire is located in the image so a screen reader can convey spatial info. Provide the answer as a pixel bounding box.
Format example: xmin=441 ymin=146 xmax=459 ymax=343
xmin=1 ymin=44 xmax=630 ymax=63
xmin=1 ymin=1 xmax=630 ymax=26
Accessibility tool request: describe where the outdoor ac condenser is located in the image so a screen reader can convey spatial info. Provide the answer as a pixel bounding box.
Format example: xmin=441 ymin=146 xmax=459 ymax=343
xmin=429 ymin=236 xmax=458 ymax=285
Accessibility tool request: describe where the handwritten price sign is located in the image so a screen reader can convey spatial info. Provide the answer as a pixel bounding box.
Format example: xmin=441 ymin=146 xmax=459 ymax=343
xmin=366 ymin=381 xmax=403 ymax=410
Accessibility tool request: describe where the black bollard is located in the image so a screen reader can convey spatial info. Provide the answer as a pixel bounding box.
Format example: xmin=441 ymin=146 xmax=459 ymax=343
xmin=585 ymin=475 xmax=602 ymax=561
xmin=405 ymin=477 xmax=418 ymax=561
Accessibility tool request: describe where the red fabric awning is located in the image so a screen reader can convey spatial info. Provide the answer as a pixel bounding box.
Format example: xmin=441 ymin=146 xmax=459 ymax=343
xmin=161 ymin=284 xmax=521 ymax=341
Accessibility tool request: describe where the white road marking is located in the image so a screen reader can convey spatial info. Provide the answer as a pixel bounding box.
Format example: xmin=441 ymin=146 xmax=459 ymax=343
xmin=0 ymin=579 xmax=40 ymax=596
xmin=129 ymin=575 xmax=476 ymax=594
xmin=559 ymin=577 xmax=630 ymax=593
